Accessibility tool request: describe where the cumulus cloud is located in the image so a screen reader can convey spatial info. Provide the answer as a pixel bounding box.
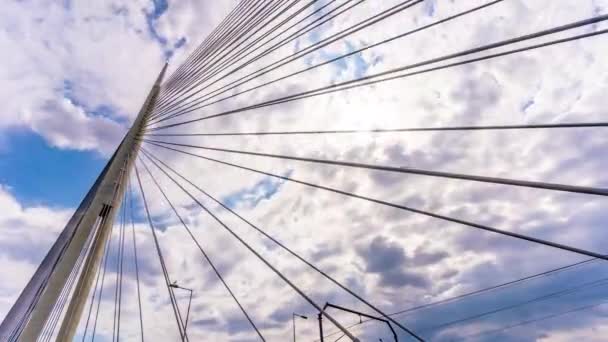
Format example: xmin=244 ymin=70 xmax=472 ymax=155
xmin=23 ymin=97 xmax=124 ymax=153
xmin=0 ymin=0 xmax=169 ymax=154
xmin=356 ymin=236 xmax=450 ymax=289
xmin=0 ymin=185 xmax=71 ymax=318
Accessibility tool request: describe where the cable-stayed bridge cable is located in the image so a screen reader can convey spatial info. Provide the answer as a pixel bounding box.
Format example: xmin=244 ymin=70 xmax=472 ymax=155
xmin=153 ymin=0 xmax=362 ymax=114
xmin=143 ymin=139 xmax=608 ymax=197
xmin=112 ymin=192 xmax=127 ymax=342
xmin=144 ymin=141 xmax=608 ymax=262
xmin=128 ymin=179 xmax=145 ymax=342
xmin=41 ymin=193 xmax=113 ymax=342
xmin=90 ymin=220 xmax=115 ymax=342
xmin=160 ymin=0 xmax=329 ymax=109
xmin=145 ymin=122 xmax=608 ymax=137
xmin=138 ymin=152 xmax=370 ymax=342
xmin=159 ymin=0 xmax=266 ymax=99
xmin=420 ymin=277 xmax=608 ymax=334
xmin=464 ymin=299 xmax=608 ymax=339
xmin=147 ymin=15 xmax=608 ymax=130
xmin=140 ymin=147 xmax=425 ymax=340
xmin=162 ymin=0 xmax=255 ymax=89
xmin=159 ymin=0 xmax=310 ymax=103
xmin=151 ymin=0 xmax=498 ymax=124
xmin=156 ymin=0 xmax=293 ymax=109
xmin=134 ymin=164 xmax=189 ymax=342
xmin=81 ymin=219 xmax=113 ymax=341
xmin=138 ymin=156 xmax=267 ymax=341
xmin=318 ymin=258 xmax=598 ymax=340
xmin=153 ymin=0 xmax=336 ymax=116
xmin=150 ymin=0 xmax=422 ymax=122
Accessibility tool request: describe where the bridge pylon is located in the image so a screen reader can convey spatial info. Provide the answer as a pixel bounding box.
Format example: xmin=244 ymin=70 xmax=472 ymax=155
xmin=0 ymin=63 xmax=167 ymax=342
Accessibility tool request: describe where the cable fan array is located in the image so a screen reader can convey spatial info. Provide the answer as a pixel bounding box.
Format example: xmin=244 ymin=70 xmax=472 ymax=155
xmin=47 ymin=0 xmax=608 ymax=341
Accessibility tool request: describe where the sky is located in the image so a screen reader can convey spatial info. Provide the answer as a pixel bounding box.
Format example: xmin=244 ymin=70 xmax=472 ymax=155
xmin=1 ymin=0 xmax=608 ymax=341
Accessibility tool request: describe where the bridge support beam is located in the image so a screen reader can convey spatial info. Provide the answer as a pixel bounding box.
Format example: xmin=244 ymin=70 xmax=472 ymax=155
xmin=0 ymin=63 xmax=167 ymax=342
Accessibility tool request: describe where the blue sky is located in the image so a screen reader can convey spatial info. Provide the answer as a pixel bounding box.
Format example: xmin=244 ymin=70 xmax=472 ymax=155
xmin=222 ymin=172 xmax=290 ymax=210
xmin=0 ymin=130 xmax=105 ymax=207
xmin=0 ymin=0 xmax=188 ymax=210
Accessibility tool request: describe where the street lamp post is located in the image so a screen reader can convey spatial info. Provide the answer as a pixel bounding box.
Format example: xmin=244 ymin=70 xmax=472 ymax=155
xmin=170 ymin=282 xmax=194 ymax=334
xmin=292 ymin=313 xmax=308 ymax=342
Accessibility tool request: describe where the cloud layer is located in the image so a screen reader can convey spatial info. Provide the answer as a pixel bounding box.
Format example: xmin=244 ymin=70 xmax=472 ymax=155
xmin=1 ymin=0 xmax=608 ymax=341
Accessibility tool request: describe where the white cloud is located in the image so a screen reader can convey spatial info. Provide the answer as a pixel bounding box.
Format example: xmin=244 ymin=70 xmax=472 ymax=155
xmin=0 ymin=185 xmax=71 ymax=318
xmin=0 ymin=0 xmax=169 ymax=154
xmin=22 ymin=97 xmax=125 ymax=153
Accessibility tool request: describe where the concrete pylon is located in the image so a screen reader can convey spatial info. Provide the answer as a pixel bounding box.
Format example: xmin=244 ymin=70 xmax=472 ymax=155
xmin=0 ymin=63 xmax=167 ymax=342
